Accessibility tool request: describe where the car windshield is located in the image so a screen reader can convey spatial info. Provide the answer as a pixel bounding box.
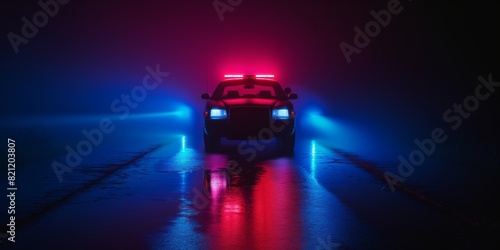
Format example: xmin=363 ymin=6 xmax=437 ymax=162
xmin=212 ymin=80 xmax=287 ymax=99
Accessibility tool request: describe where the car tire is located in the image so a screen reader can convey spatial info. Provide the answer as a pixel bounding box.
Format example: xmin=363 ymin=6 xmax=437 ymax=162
xmin=278 ymin=133 xmax=295 ymax=154
xmin=204 ymin=133 xmax=220 ymax=153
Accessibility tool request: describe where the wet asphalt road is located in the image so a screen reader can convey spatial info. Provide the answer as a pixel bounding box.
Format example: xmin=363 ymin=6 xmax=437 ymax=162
xmin=5 ymin=135 xmax=489 ymax=250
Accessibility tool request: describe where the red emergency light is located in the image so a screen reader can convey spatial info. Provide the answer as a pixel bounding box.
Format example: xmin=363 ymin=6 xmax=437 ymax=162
xmin=255 ymin=74 xmax=275 ymax=78
xmin=224 ymin=74 xmax=275 ymax=79
xmin=224 ymin=74 xmax=244 ymax=78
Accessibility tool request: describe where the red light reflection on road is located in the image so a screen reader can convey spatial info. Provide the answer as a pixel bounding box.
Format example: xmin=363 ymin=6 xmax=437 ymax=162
xmin=203 ymin=156 xmax=303 ymax=249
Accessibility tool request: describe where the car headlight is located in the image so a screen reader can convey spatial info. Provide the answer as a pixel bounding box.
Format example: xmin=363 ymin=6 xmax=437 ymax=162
xmin=210 ymin=108 xmax=227 ymax=119
xmin=272 ymin=108 xmax=289 ymax=119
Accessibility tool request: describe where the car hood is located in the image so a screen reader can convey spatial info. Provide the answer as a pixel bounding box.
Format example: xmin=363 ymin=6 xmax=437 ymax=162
xmin=207 ymin=98 xmax=292 ymax=109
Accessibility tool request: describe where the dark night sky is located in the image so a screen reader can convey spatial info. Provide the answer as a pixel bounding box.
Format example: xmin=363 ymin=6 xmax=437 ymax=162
xmin=1 ymin=0 xmax=499 ymax=142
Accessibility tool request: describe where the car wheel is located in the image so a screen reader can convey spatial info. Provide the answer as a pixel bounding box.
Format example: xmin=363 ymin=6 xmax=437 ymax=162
xmin=278 ymin=133 xmax=295 ymax=154
xmin=204 ymin=133 xmax=220 ymax=153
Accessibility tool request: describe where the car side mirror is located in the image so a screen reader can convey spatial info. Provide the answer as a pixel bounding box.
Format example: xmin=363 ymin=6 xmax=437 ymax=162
xmin=284 ymin=87 xmax=292 ymax=95
xmin=201 ymin=93 xmax=211 ymax=99
xmin=288 ymin=93 xmax=298 ymax=100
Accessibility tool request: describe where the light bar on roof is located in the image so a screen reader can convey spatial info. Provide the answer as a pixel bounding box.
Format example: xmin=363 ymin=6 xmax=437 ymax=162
xmin=255 ymin=74 xmax=274 ymax=78
xmin=224 ymin=74 xmax=275 ymax=79
xmin=224 ymin=74 xmax=244 ymax=78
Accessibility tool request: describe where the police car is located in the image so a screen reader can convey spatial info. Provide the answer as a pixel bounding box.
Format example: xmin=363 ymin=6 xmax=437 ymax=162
xmin=201 ymin=74 xmax=297 ymax=153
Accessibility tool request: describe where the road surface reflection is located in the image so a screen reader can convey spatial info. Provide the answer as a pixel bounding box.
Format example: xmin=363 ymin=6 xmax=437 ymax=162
xmin=196 ymin=153 xmax=303 ymax=249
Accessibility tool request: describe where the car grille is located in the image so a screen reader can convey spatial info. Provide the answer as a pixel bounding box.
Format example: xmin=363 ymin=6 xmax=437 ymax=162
xmin=229 ymin=107 xmax=270 ymax=134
